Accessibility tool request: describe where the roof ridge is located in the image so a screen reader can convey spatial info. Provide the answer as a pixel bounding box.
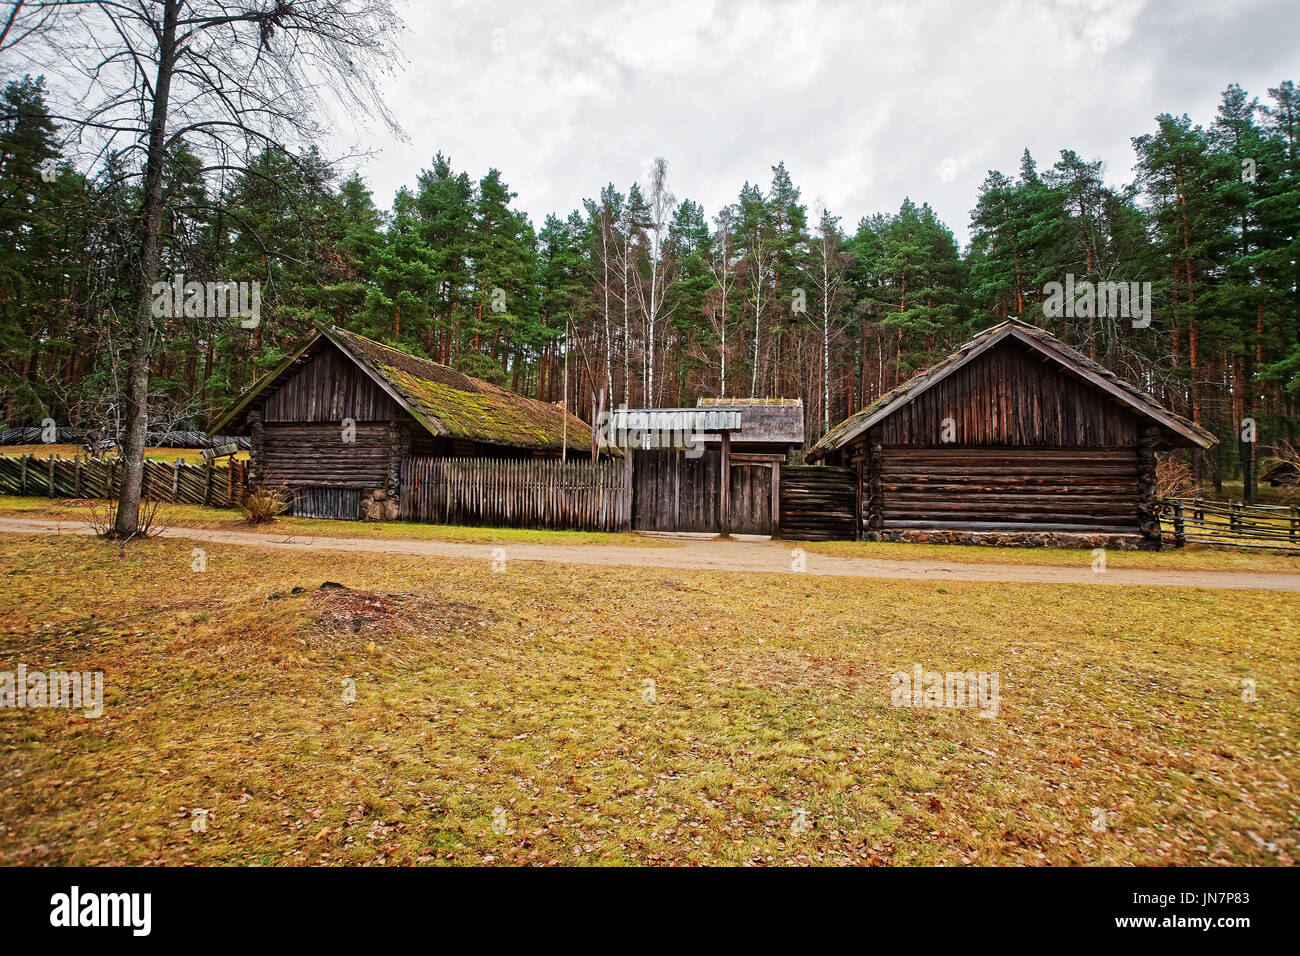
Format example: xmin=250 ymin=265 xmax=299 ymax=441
xmin=807 ymin=320 xmax=1217 ymax=459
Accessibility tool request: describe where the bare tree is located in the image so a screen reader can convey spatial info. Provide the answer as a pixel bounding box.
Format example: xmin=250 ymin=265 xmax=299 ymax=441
xmin=28 ymin=0 xmax=404 ymax=537
xmin=0 ymin=1 xmax=58 ymax=54
xmin=744 ymin=224 xmax=774 ymax=398
xmin=636 ymin=157 xmax=674 ymax=406
xmin=809 ymin=205 xmax=849 ymax=435
xmin=707 ymin=204 xmax=736 ymax=397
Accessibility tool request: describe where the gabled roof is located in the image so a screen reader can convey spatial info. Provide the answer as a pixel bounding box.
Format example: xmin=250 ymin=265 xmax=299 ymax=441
xmin=807 ymin=319 xmax=1217 ymax=461
xmin=208 ymin=326 xmax=591 ymax=453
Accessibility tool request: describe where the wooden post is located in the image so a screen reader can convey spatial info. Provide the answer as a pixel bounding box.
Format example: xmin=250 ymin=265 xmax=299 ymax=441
xmin=75 ymin=459 xmax=82 ymax=497
xmin=1291 ymin=506 xmax=1299 ymax=544
xmin=48 ymin=454 xmax=55 ymax=496
xmin=672 ymin=448 xmax=681 ymax=530
xmin=247 ymin=408 xmax=264 ymax=486
xmin=720 ymin=430 xmax=731 ymax=539
xmin=19 ymin=455 xmax=27 ymax=495
xmin=204 ymin=461 xmax=213 ymax=505
xmin=1174 ymin=501 xmax=1186 ymax=548
xmin=1136 ymin=424 xmax=1161 ymax=549
xmin=770 ymin=461 xmax=781 ymax=539
xmin=172 ymin=458 xmax=182 ymax=502
xmin=622 ymin=445 xmax=634 ymax=530
xmin=853 ymin=456 xmax=864 ymax=541
xmin=865 ymin=430 xmax=884 ymax=539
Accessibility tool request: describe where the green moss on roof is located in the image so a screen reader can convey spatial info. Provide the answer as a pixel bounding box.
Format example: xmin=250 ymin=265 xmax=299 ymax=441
xmin=331 ymin=327 xmax=588 ymax=451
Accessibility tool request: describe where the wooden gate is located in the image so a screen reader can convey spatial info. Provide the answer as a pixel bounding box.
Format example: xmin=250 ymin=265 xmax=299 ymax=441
xmin=780 ymin=465 xmax=858 ymax=540
xmin=631 ymin=449 xmax=777 ymax=535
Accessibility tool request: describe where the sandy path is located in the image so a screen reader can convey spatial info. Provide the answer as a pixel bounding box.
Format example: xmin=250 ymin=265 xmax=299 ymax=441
xmin=3 ymin=516 xmax=1298 ymax=593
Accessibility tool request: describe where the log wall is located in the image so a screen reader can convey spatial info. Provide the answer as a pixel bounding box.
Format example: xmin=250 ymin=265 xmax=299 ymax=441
xmin=261 ymin=422 xmax=394 ymax=489
xmin=879 ymin=446 xmax=1139 ymax=533
xmin=779 ymin=466 xmax=857 ymax=540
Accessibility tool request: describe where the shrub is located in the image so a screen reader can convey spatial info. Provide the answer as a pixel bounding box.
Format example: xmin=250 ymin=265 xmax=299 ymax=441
xmin=240 ymin=484 xmax=293 ymax=524
xmin=1155 ymin=454 xmax=1197 ymax=499
xmin=85 ymin=496 xmax=171 ymax=540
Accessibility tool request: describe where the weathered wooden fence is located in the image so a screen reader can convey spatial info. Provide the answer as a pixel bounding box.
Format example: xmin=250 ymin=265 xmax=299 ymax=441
xmin=780 ymin=465 xmax=858 ymax=540
xmin=400 ymin=456 xmax=627 ymax=531
xmin=0 ymin=454 xmax=247 ymax=506
xmin=1163 ymin=497 xmax=1300 ymax=550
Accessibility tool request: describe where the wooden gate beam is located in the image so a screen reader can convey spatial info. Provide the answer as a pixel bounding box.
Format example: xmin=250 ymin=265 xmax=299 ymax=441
xmin=720 ymin=431 xmax=731 ymax=539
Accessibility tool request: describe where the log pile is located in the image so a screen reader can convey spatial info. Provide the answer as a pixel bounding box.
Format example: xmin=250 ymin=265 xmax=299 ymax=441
xmin=779 ymin=465 xmax=858 ymax=540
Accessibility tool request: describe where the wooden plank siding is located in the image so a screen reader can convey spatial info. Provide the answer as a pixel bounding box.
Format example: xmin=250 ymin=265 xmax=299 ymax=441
xmin=262 ymin=346 xmax=398 ymax=423
xmin=630 ymin=449 xmax=775 ymax=534
xmin=876 ymin=339 xmax=1141 ymax=448
xmin=399 ymin=456 xmax=627 ymax=531
xmin=293 ymin=487 xmax=363 ymax=520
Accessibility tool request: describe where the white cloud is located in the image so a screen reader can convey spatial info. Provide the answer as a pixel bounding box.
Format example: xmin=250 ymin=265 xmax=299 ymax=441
xmin=329 ymin=0 xmax=1299 ymax=245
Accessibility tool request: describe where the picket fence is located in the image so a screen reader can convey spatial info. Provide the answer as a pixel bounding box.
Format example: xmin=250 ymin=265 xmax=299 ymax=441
xmin=399 ymin=456 xmax=628 ymax=531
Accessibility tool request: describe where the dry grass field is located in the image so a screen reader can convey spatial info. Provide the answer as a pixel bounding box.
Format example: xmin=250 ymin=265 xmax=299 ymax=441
xmin=1 ymin=530 xmax=1297 ymax=866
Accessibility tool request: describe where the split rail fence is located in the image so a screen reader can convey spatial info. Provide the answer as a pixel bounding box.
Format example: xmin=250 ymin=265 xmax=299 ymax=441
xmin=1163 ymin=497 xmax=1300 ymax=550
xmin=0 ymin=454 xmax=248 ymax=507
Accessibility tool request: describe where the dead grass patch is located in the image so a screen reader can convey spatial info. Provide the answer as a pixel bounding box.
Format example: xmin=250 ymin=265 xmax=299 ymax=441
xmin=0 ymin=533 xmax=1296 ymax=867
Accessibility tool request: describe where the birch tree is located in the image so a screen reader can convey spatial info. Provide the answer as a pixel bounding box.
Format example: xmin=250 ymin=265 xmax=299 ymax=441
xmin=637 ymin=157 xmax=675 ymax=406
xmin=707 ymin=204 xmax=737 ymax=396
xmin=809 ymin=206 xmax=849 ymax=435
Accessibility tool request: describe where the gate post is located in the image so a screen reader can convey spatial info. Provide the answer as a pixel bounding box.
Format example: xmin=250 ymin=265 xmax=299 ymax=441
xmin=622 ymin=445 xmax=634 ymax=531
xmin=719 ymin=431 xmax=731 ymax=539
xmin=770 ymin=461 xmax=781 ymax=539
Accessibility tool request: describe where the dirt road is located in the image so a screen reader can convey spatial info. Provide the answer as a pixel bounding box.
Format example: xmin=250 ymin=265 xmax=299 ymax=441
xmin=3 ymin=516 xmax=1298 ymax=592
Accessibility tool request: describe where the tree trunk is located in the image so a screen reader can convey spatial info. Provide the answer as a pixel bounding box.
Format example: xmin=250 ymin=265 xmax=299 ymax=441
xmin=114 ymin=0 xmax=179 ymax=538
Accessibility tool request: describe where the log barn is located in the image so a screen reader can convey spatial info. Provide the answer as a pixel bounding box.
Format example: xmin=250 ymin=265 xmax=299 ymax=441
xmin=805 ymin=319 xmax=1217 ymax=548
xmin=208 ymin=326 xmax=591 ymax=519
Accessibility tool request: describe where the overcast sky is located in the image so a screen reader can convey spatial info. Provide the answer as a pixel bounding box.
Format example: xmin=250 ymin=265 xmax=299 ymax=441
xmin=329 ymin=0 xmax=1299 ymax=248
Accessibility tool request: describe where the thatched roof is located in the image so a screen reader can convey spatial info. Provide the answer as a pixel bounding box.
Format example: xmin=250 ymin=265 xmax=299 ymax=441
xmin=209 ymin=327 xmax=591 ymax=453
xmin=807 ymin=319 xmax=1217 ymax=461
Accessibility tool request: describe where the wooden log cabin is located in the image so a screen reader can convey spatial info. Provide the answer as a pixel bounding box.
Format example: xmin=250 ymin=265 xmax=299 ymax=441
xmin=806 ymin=319 xmax=1217 ymax=548
xmin=208 ymin=326 xmax=591 ymax=519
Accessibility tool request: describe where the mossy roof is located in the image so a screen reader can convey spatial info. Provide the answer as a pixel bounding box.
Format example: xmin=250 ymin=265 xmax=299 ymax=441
xmin=209 ymin=327 xmax=592 ymax=453
xmin=330 ymin=328 xmax=590 ymax=452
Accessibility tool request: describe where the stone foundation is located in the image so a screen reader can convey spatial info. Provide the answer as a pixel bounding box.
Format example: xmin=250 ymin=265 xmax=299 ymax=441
xmin=865 ymin=528 xmax=1154 ymax=550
